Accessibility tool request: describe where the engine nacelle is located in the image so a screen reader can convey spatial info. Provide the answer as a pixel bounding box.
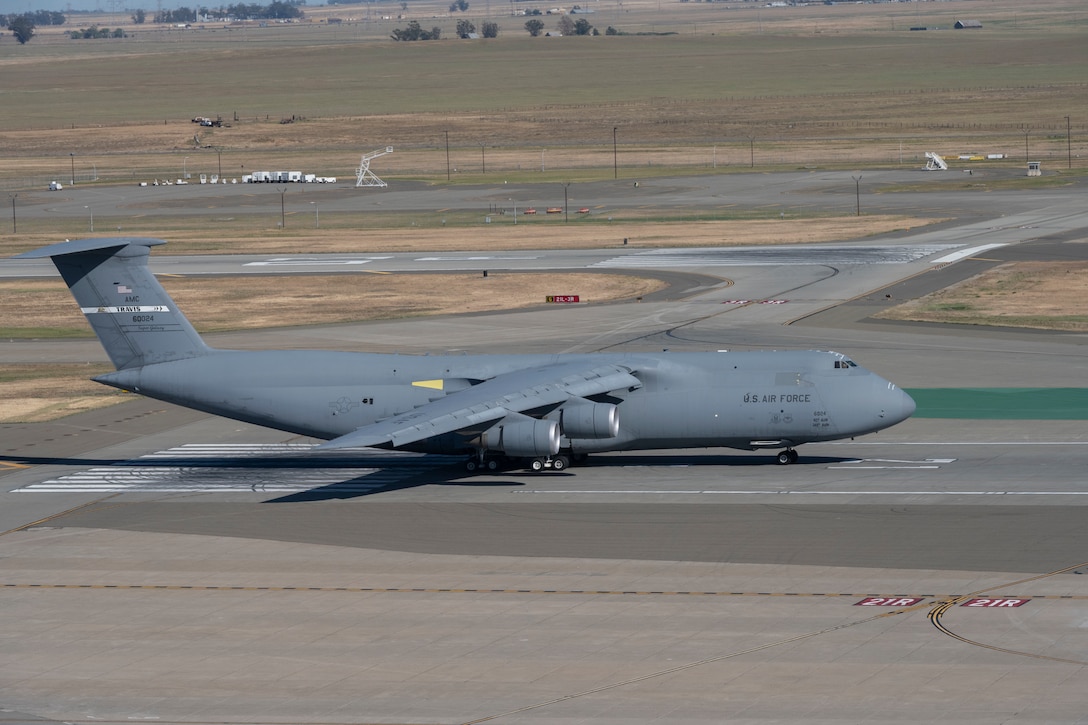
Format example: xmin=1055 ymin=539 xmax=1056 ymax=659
xmin=557 ymin=401 xmax=619 ymax=439
xmin=479 ymin=418 xmax=560 ymax=457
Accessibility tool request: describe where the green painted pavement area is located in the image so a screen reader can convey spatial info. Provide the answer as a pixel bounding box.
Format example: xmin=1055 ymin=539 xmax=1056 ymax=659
xmin=905 ymin=388 xmax=1088 ymax=420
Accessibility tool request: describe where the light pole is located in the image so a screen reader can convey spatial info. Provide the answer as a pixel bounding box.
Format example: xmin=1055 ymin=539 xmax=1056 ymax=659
xmin=216 ymin=147 xmax=222 ymax=179
xmin=70 ymin=153 xmax=75 ymax=185
xmin=1020 ymin=125 xmax=1033 ymax=163
xmin=510 ymin=198 xmax=516 ymax=225
xmin=85 ymin=205 xmax=93 ymax=232
xmin=852 ymin=175 xmax=862 ymax=217
xmin=562 ymin=182 xmax=570 ymax=223
xmin=1066 ymin=116 xmax=1072 ymax=169
xmin=279 ymin=187 xmax=286 ymax=229
xmin=612 ymin=127 xmax=617 ymax=179
xmin=9 ymin=193 xmax=16 ymax=234
xmin=541 ymin=148 xmax=545 ymax=173
xmin=311 ymin=201 xmax=319 ymax=229
xmin=183 ymin=156 xmax=189 ymax=179
xmin=445 ymin=130 xmax=451 ymax=182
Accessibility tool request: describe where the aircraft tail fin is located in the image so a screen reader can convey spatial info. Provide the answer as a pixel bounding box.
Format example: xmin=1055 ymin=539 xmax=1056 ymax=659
xmin=16 ymin=238 xmax=212 ymax=370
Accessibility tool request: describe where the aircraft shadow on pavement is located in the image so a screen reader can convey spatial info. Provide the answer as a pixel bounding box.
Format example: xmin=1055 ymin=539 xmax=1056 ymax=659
xmin=4 ymin=451 xmax=860 ymax=503
xmin=268 ymin=452 xmax=861 ymax=502
xmin=267 ymin=462 xmax=522 ymax=503
xmin=4 ymin=452 xmax=509 ymax=502
xmin=4 ymin=454 xmax=406 ymax=468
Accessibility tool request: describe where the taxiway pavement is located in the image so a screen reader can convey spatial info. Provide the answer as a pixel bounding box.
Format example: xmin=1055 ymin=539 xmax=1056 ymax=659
xmin=2 ymin=173 xmax=1088 ymax=725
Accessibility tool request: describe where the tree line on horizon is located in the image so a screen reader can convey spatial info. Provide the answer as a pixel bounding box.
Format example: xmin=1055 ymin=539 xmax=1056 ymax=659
xmin=2 ymin=1 xmax=307 ymax=43
xmin=149 ymin=1 xmax=305 ymax=24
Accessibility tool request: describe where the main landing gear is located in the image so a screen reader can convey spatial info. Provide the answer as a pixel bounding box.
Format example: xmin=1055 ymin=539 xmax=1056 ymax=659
xmin=776 ymin=448 xmax=799 ymax=465
xmin=464 ymin=457 xmax=501 ymax=473
xmin=464 ymin=453 xmax=581 ymax=474
xmin=529 ymin=454 xmax=569 ymax=472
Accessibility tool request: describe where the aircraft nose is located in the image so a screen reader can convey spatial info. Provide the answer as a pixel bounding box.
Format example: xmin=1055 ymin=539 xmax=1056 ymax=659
xmin=879 ymin=381 xmax=915 ymax=425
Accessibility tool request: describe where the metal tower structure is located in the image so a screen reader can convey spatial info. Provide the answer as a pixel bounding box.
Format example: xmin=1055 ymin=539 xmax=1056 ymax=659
xmin=355 ymin=147 xmax=394 ymax=187
xmin=924 ymin=151 xmax=949 ymax=171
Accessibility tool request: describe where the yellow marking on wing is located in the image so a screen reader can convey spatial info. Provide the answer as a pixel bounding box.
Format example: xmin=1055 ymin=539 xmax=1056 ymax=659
xmin=412 ymin=379 xmax=444 ymax=390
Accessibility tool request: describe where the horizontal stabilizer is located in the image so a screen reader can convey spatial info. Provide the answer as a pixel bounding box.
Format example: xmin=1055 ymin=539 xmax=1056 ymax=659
xmin=15 ymin=237 xmax=167 ymax=260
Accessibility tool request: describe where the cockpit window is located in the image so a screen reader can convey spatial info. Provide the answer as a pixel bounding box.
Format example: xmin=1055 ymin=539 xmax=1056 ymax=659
xmin=834 ymin=359 xmax=858 ymax=369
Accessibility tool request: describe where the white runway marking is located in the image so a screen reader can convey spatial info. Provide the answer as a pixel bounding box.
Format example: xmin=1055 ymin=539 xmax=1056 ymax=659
xmin=14 ymin=444 xmax=456 ymax=494
xmin=827 ymin=457 xmax=955 ymax=470
xmin=837 ymin=441 xmax=1088 ymax=446
xmin=516 ymin=490 xmax=1088 ymax=496
xmin=244 ymin=257 xmax=392 ymax=266
xmin=592 ymin=244 xmax=961 ymax=268
xmin=928 ymin=243 xmax=1008 ymax=264
xmin=414 ymin=255 xmax=540 ymax=261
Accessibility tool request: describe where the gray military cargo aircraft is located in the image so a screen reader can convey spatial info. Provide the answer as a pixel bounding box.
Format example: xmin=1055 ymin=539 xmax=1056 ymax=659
xmin=17 ymin=237 xmax=915 ymax=472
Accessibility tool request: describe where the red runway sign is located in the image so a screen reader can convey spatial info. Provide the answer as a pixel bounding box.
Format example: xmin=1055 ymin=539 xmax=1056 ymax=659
xmin=960 ymin=598 xmax=1029 ymax=607
xmin=854 ymin=597 xmax=926 ymax=607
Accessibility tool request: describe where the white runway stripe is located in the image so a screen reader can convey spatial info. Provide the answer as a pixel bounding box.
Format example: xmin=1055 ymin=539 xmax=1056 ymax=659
xmin=592 ymin=244 xmax=961 ymax=268
xmin=15 ymin=443 xmax=457 ymax=494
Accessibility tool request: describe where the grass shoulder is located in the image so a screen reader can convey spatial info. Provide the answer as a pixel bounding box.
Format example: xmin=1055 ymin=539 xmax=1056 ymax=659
xmin=876 ymin=261 xmax=1088 ymax=331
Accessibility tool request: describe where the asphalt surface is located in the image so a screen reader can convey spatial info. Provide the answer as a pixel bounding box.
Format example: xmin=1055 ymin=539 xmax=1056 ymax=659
xmin=3 ymin=171 xmax=1088 ymax=725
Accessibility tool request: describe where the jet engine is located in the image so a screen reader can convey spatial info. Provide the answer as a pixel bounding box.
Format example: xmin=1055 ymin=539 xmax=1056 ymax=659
xmin=555 ymin=401 xmax=619 ymax=439
xmin=479 ymin=417 xmax=561 ymax=457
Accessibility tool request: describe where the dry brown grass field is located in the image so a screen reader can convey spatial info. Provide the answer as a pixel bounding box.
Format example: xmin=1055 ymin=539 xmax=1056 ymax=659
xmin=0 ymin=215 xmax=921 ymax=258
xmin=4 ymin=271 xmax=669 ymax=337
xmin=1 ymin=0 xmax=1086 ymax=187
xmin=2 ymin=0 xmax=1086 ymax=421
xmin=875 ymin=261 xmax=1088 ymax=332
xmin=0 ymin=270 xmax=668 ymax=422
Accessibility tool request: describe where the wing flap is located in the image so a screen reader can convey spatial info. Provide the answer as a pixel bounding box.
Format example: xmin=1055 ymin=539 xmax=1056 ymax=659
xmin=315 ymin=362 xmax=639 ymax=451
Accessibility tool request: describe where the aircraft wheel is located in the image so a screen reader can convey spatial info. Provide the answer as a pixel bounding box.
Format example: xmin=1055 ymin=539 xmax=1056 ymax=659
xmin=776 ymin=450 xmax=793 ymax=465
xmin=530 ymin=458 xmax=546 ymax=472
xmin=551 ymin=455 xmax=570 ymax=471
xmin=465 ymin=459 xmax=480 ymax=473
xmin=486 ymin=458 xmax=500 ymax=471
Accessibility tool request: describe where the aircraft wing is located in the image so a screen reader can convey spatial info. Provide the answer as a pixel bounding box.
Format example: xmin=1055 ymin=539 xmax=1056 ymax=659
xmin=315 ymin=361 xmax=640 ymax=451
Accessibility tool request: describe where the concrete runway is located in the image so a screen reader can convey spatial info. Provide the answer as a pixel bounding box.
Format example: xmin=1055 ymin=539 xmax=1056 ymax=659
xmin=3 ymin=172 xmax=1088 ymax=724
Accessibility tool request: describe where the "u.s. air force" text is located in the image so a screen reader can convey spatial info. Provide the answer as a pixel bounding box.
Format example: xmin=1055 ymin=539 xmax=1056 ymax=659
xmin=743 ymin=392 xmax=812 ymax=404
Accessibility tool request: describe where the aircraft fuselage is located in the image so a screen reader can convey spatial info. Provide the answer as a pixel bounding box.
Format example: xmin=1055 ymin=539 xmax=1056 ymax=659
xmin=95 ymin=348 xmax=912 ymax=456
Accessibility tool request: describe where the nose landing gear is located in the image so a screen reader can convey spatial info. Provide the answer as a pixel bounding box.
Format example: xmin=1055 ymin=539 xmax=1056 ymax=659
xmin=776 ymin=448 xmax=799 ymax=465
